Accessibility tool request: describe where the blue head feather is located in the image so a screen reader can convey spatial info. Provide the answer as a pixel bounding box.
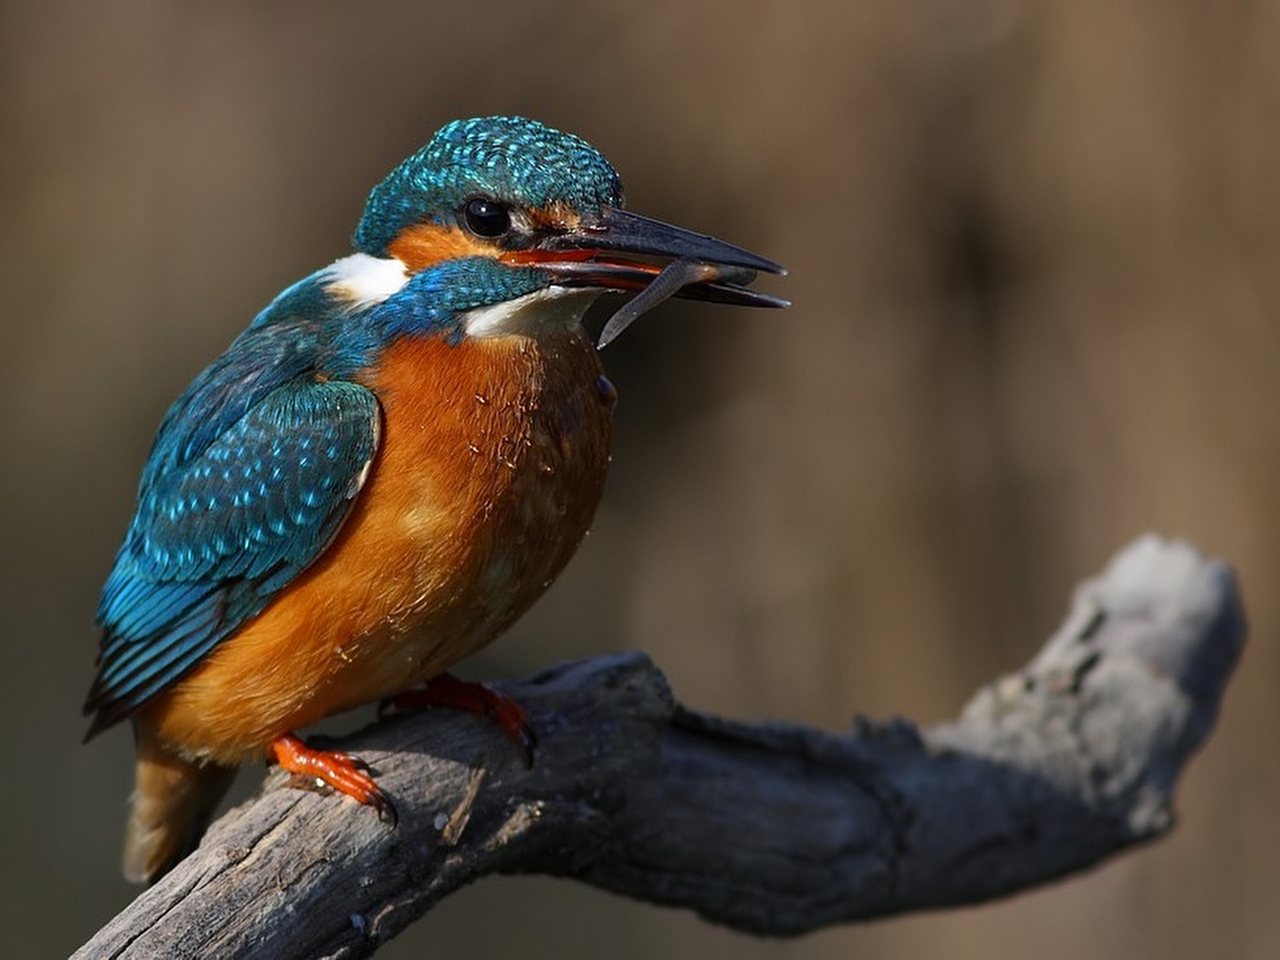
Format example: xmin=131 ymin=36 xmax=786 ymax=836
xmin=354 ymin=116 xmax=624 ymax=256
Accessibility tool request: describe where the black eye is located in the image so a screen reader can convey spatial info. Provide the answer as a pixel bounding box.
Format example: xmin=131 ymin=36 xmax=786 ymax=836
xmin=463 ymin=197 xmax=511 ymax=238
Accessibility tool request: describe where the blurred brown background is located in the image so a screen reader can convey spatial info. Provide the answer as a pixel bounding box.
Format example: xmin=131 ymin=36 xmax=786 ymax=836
xmin=2 ymin=1 xmax=1277 ymax=957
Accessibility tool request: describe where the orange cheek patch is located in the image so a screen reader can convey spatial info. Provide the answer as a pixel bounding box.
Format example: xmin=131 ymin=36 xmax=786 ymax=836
xmin=388 ymin=223 xmax=498 ymax=272
xmin=527 ymin=202 xmax=581 ymax=231
xmin=389 ymin=204 xmax=587 ymax=272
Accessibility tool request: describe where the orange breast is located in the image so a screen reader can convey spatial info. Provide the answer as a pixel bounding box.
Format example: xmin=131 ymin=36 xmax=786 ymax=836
xmin=143 ymin=327 xmax=613 ymax=764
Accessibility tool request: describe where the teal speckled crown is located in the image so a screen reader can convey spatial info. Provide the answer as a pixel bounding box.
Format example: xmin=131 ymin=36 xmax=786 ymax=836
xmin=354 ymin=116 xmax=625 ymax=255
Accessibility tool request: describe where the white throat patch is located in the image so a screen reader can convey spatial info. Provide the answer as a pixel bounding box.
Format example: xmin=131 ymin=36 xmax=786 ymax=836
xmin=462 ymin=286 xmax=602 ymax=338
xmin=320 ymin=253 xmax=410 ymax=310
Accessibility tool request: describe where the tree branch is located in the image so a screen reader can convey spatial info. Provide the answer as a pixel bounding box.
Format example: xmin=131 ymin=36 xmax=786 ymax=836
xmin=77 ymin=535 xmax=1245 ymax=959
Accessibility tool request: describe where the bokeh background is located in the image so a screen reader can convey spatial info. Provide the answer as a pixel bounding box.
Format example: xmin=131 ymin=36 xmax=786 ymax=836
xmin=3 ymin=1 xmax=1277 ymax=957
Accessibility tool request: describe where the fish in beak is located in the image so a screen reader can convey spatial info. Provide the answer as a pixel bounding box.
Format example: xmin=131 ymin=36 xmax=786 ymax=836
xmin=504 ymin=206 xmax=788 ymax=347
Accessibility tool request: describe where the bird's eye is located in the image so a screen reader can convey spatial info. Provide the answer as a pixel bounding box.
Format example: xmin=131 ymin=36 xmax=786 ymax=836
xmin=462 ymin=197 xmax=511 ymax=238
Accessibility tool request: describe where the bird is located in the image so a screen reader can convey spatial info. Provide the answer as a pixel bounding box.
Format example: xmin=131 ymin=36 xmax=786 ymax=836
xmin=83 ymin=115 xmax=786 ymax=884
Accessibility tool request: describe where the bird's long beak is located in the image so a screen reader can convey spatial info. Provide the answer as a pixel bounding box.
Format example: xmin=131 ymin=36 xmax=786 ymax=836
xmin=501 ymin=206 xmax=788 ymax=347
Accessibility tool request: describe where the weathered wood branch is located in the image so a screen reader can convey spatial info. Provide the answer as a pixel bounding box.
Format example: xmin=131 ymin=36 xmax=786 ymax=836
xmin=77 ymin=535 xmax=1244 ymax=959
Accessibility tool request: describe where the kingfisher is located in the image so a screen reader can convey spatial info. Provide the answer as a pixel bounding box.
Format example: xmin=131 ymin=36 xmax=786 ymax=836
xmin=84 ymin=116 xmax=785 ymax=883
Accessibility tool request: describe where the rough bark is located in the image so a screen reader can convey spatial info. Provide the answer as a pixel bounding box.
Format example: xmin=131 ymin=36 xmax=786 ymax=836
xmin=76 ymin=535 xmax=1244 ymax=959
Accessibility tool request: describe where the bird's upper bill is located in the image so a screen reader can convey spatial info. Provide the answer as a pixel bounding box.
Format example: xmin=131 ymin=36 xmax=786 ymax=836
xmin=500 ymin=206 xmax=788 ymax=347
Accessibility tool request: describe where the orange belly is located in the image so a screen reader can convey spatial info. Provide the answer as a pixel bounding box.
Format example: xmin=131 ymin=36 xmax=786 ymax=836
xmin=142 ymin=327 xmax=613 ymax=764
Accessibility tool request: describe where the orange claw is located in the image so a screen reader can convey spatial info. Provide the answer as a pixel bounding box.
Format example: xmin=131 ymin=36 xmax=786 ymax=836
xmin=379 ymin=673 xmax=537 ymax=767
xmin=268 ymin=732 xmax=396 ymax=825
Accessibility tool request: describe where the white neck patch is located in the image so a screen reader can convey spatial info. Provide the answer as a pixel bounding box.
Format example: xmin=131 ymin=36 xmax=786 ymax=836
xmin=320 ymin=253 xmax=410 ymax=311
xmin=462 ymin=286 xmax=602 ymax=338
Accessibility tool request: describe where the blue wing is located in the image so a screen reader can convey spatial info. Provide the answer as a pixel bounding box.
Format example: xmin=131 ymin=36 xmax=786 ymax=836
xmin=84 ymin=318 xmax=381 ymax=736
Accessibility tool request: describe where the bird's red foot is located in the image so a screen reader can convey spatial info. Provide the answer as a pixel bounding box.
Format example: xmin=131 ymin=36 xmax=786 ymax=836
xmin=268 ymin=733 xmax=396 ymax=825
xmin=379 ymin=673 xmax=537 ymax=767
